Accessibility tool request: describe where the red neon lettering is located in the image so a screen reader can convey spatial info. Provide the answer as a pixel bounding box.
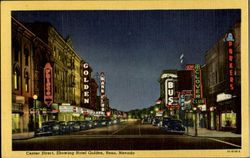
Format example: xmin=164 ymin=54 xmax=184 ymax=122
xmin=229 ymin=63 xmax=233 ymax=69
xmin=228 ymin=48 xmax=233 ymax=54
xmin=230 ymin=77 xmax=234 ymax=83
xmin=228 ymin=41 xmax=233 ymax=47
xmin=46 ymin=92 xmax=51 ymax=95
xmin=229 ymin=55 xmax=233 ymax=62
xmin=229 ymin=70 xmax=233 ymax=76
xmin=230 ymin=84 xmax=234 ymax=90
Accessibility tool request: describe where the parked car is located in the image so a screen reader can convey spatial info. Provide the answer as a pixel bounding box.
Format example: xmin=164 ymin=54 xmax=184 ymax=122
xmin=162 ymin=120 xmax=185 ymax=134
xmin=36 ymin=121 xmax=60 ymax=136
xmin=67 ymin=121 xmax=80 ymax=132
xmin=78 ymin=121 xmax=89 ymax=130
xmin=159 ymin=117 xmax=173 ymax=128
xmin=107 ymin=120 xmax=113 ymax=126
xmin=100 ymin=120 xmax=108 ymax=126
xmin=58 ymin=121 xmax=70 ymax=134
xmin=152 ymin=118 xmax=161 ymax=126
xmin=35 ymin=123 xmax=53 ymax=136
xmin=87 ymin=121 xmax=94 ymax=129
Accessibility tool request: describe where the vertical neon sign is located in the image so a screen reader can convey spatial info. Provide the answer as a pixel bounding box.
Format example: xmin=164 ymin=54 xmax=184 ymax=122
xmin=226 ymin=33 xmax=235 ymax=92
xmin=44 ymin=63 xmax=53 ymax=107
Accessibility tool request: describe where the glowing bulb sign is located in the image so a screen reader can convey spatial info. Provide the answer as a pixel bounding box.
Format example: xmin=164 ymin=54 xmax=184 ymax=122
xmin=44 ymin=63 xmax=53 ymax=107
xmin=100 ymin=72 xmax=105 ymax=112
xmin=83 ymin=63 xmax=90 ymax=105
xmin=164 ymin=73 xmax=180 ymax=108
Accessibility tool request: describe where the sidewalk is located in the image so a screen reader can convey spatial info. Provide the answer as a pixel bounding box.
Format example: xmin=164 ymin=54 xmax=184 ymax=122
xmin=12 ymin=132 xmax=35 ymax=140
xmin=185 ymin=127 xmax=241 ymax=138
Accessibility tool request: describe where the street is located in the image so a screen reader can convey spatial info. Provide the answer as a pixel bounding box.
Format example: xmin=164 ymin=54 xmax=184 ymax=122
xmin=13 ymin=121 xmax=241 ymax=150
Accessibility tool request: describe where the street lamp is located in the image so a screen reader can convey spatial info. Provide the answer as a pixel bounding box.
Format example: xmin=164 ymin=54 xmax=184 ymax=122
xmin=193 ymin=107 xmax=198 ymax=136
xmin=33 ymin=95 xmax=38 ymax=133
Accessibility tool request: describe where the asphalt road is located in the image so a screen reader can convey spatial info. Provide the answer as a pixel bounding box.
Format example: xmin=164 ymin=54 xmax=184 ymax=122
xmin=13 ymin=121 xmax=241 ymax=150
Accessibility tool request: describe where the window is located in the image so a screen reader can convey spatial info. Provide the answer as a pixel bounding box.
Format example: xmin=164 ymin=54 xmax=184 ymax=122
xmin=24 ymin=47 xmax=29 ymax=66
xmin=14 ymin=68 xmax=19 ymax=90
xmin=25 ymin=72 xmax=29 ymax=92
xmin=14 ymin=45 xmax=19 ymax=62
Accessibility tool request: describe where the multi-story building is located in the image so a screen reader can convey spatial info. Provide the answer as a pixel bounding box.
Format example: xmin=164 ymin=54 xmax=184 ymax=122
xmin=12 ymin=17 xmax=52 ymax=133
xmin=26 ymin=22 xmax=80 ymax=106
xmin=204 ymin=22 xmax=241 ymax=133
xmin=90 ymin=78 xmax=98 ymax=111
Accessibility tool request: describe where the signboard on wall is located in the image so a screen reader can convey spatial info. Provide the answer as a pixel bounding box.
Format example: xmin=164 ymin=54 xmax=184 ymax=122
xmin=226 ymin=33 xmax=235 ymax=92
xmin=83 ymin=62 xmax=90 ymax=106
xmin=100 ymin=72 xmax=106 ymax=112
xmin=44 ymin=63 xmax=53 ymax=107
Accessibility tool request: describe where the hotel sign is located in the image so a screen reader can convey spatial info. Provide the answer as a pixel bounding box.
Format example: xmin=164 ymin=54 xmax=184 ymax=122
xmin=83 ymin=63 xmax=90 ymax=106
xmin=44 ymin=63 xmax=53 ymax=107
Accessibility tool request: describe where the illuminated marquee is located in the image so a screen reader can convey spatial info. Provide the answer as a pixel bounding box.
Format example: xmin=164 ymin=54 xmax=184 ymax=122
xmin=83 ymin=63 xmax=90 ymax=105
xmin=44 ymin=63 xmax=53 ymax=107
xmin=226 ymin=33 xmax=235 ymax=91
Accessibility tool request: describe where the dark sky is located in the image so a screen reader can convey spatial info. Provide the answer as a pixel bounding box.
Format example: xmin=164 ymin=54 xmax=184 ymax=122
xmin=12 ymin=10 xmax=241 ymax=112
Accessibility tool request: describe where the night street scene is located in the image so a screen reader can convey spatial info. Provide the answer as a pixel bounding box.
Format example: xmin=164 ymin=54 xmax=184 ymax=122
xmin=11 ymin=9 xmax=242 ymax=151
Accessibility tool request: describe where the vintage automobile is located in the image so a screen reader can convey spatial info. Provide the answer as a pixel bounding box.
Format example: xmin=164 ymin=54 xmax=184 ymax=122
xmin=58 ymin=121 xmax=70 ymax=134
xmin=35 ymin=121 xmax=60 ymax=136
xmin=162 ymin=119 xmax=185 ymax=134
xmin=67 ymin=121 xmax=80 ymax=132
xmin=159 ymin=117 xmax=173 ymax=128
xmin=152 ymin=118 xmax=161 ymax=126
xmin=78 ymin=121 xmax=89 ymax=130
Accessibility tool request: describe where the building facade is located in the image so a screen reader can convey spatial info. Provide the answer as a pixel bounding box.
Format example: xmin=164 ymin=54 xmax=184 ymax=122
xmin=204 ymin=22 xmax=241 ymax=133
xmin=12 ymin=17 xmax=53 ymax=133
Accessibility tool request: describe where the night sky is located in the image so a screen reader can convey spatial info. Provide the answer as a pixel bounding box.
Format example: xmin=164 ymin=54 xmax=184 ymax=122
xmin=12 ymin=10 xmax=241 ymax=112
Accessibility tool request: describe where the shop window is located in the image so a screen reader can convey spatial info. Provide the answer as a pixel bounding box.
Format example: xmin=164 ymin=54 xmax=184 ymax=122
xmin=12 ymin=113 xmax=20 ymax=133
xmin=14 ymin=68 xmax=19 ymax=90
xmin=221 ymin=112 xmax=236 ymax=128
xmin=24 ymin=47 xmax=29 ymax=66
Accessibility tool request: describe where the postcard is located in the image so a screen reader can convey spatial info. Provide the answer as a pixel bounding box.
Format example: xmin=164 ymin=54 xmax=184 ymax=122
xmin=1 ymin=0 xmax=249 ymax=157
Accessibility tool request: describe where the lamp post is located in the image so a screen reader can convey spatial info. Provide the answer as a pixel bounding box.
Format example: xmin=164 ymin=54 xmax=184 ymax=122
xmin=33 ymin=95 xmax=38 ymax=132
xmin=193 ymin=107 xmax=198 ymax=136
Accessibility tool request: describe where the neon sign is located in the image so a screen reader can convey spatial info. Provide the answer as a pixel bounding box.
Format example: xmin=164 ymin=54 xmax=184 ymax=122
xmin=226 ymin=33 xmax=235 ymax=91
xmin=44 ymin=63 xmax=53 ymax=107
xmin=194 ymin=64 xmax=202 ymax=98
xmin=100 ymin=72 xmax=105 ymax=112
xmin=83 ymin=63 xmax=90 ymax=105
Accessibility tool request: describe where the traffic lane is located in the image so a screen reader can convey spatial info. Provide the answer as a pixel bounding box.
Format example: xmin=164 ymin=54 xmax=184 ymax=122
xmin=13 ymin=135 xmax=241 ymax=150
xmin=71 ymin=121 xmax=136 ymax=135
xmin=207 ymin=137 xmax=241 ymax=146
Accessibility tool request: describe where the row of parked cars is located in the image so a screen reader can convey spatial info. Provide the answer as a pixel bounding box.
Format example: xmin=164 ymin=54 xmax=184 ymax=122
xmin=35 ymin=119 xmax=121 ymax=136
xmin=144 ymin=117 xmax=185 ymax=134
